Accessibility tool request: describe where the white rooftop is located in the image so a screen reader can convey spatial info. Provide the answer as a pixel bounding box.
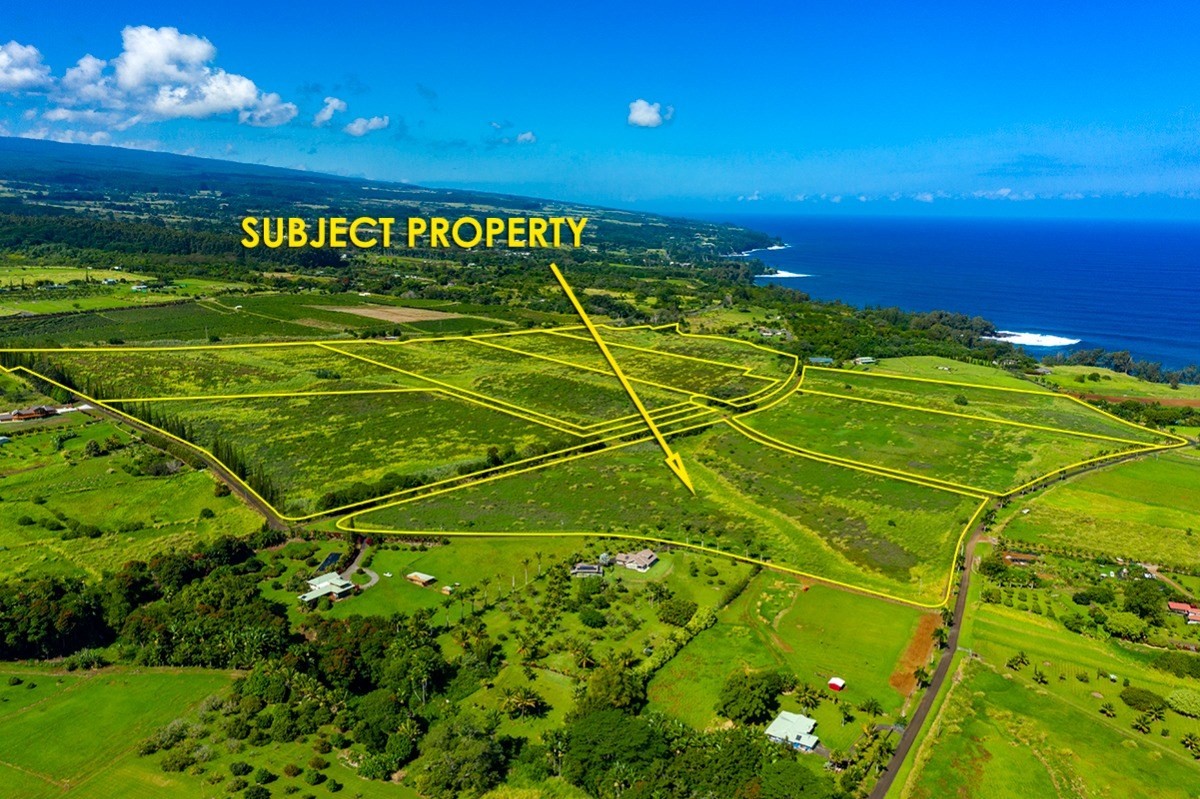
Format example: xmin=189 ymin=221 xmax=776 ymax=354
xmin=764 ymin=711 xmax=817 ymax=743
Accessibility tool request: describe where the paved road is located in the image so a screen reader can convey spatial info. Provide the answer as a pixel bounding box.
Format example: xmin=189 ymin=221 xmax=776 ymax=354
xmin=341 ymin=543 xmax=380 ymax=589
xmin=867 ymin=522 xmax=986 ymax=799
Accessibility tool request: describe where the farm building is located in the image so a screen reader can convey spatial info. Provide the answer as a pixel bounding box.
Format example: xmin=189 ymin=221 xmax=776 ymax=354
xmin=765 ymin=711 xmax=819 ymax=752
xmin=299 ymin=572 xmax=356 ymax=603
xmin=570 ymin=563 xmax=603 ymax=578
xmin=1003 ymin=552 xmax=1040 ymax=567
xmin=828 ymin=677 xmax=846 ymax=692
xmin=0 ymin=406 xmax=57 ymax=422
xmin=406 ymin=572 xmax=437 ymax=587
xmin=614 ymin=549 xmax=659 ymax=573
xmin=853 ymin=356 xmax=877 ymax=365
xmin=808 ymin=357 xmax=834 ymax=365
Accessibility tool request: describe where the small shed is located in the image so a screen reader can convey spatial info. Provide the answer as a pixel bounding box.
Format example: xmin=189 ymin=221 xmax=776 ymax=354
xmin=828 ymin=677 xmax=846 ymax=692
xmin=406 ymin=572 xmax=437 ymax=587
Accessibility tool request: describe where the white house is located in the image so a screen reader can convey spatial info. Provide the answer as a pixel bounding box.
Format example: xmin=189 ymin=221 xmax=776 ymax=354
xmin=299 ymin=572 xmax=355 ymax=603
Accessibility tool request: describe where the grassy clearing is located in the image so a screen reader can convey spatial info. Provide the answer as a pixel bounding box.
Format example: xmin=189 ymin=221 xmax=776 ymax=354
xmin=649 ymin=573 xmax=931 ymax=747
xmin=743 ymin=391 xmax=1142 ymax=494
xmin=999 ymin=450 xmax=1200 ymax=570
xmin=803 ymin=368 xmax=1164 ymax=444
xmin=568 ymin=325 xmax=797 ymax=382
xmin=0 ymin=666 xmax=231 ymax=799
xmin=350 ymin=425 xmax=980 ymax=604
xmin=0 ymin=416 xmax=261 ymax=579
xmin=900 ymin=604 xmax=1200 ymax=799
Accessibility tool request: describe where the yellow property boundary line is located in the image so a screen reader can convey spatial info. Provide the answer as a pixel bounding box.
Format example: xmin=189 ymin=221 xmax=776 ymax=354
xmin=337 ymin=415 xmax=995 ymax=610
xmin=802 ymin=364 xmax=1182 ymax=445
xmin=6 ymin=331 xmax=1184 ymax=608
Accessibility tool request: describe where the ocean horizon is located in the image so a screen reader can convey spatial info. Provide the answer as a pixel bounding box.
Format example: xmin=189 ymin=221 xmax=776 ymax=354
xmin=712 ymin=215 xmax=1200 ymax=370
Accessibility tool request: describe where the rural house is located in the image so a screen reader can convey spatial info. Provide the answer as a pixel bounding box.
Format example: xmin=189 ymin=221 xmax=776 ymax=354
xmin=299 ymin=572 xmax=356 ymax=603
xmin=614 ymin=549 xmax=659 ymax=573
xmin=765 ymin=710 xmax=820 ymax=752
xmin=406 ymin=572 xmax=437 ymax=587
xmin=570 ymin=562 xmax=603 ymax=578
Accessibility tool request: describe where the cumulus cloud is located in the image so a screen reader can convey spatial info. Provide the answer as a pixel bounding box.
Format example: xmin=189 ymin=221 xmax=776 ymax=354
xmin=0 ymin=41 xmax=52 ymax=92
xmin=516 ymin=130 xmax=536 ymax=144
xmin=313 ymin=96 xmax=347 ymax=127
xmin=30 ymin=26 xmax=297 ymax=133
xmin=737 ymin=190 xmax=761 ymax=202
xmin=343 ymin=115 xmax=389 ymax=136
xmin=21 ymin=127 xmax=112 ymax=145
xmin=627 ymin=98 xmax=673 ymax=128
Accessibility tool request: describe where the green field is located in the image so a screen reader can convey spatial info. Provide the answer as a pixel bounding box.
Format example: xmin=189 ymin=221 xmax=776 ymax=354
xmin=119 ymin=391 xmax=568 ymax=516
xmin=900 ymin=604 xmax=1200 ymax=799
xmin=999 ymin=450 xmax=1200 ymax=570
xmin=0 ymin=414 xmax=261 ymax=578
xmin=742 ymin=390 xmax=1146 ymax=494
xmin=649 ymin=573 xmax=932 ymax=749
xmin=1037 ymin=364 xmax=1200 ymax=401
xmin=802 ymin=367 xmax=1164 ymax=444
xmin=350 ymin=425 xmax=983 ymax=604
xmin=0 ymin=666 xmax=232 ymax=798
xmin=855 ymin=356 xmax=1042 ymax=389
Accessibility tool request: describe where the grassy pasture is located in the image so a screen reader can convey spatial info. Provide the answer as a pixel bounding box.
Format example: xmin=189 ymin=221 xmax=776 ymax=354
xmin=0 ymin=416 xmax=262 ymax=578
xmin=1037 ymin=364 xmax=1200 ymax=401
xmin=0 ymin=666 xmax=232 ymax=799
xmin=900 ymin=604 xmax=1200 ymax=799
xmin=648 ymin=574 xmax=931 ymax=747
xmin=566 ymin=325 xmax=797 ymax=382
xmin=479 ymin=331 xmax=770 ymax=400
xmin=350 ymin=426 xmax=981 ymax=604
xmin=118 ymin=391 xmax=567 ymax=516
xmin=742 ymin=391 xmax=1142 ymax=494
xmin=855 ymin=356 xmax=1043 ymax=389
xmin=803 ymin=368 xmax=1165 ymax=444
xmin=998 ymin=451 xmax=1200 ymax=570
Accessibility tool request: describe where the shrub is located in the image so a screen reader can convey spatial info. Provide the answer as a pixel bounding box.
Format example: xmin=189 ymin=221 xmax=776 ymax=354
xmin=1120 ymin=686 xmax=1168 ymax=713
xmin=578 ymin=608 xmax=606 ymax=629
xmin=160 ymin=749 xmax=196 ymax=772
xmin=1167 ymin=688 xmax=1200 ymax=718
xmin=244 ymin=786 xmax=271 ymax=799
xmin=199 ymin=508 xmax=216 ymax=519
xmin=283 ymin=764 xmax=303 ymax=778
xmin=308 ymin=755 xmax=329 ymax=771
xmin=656 ymin=597 xmax=698 ymax=627
xmin=254 ymin=767 xmax=277 ymax=784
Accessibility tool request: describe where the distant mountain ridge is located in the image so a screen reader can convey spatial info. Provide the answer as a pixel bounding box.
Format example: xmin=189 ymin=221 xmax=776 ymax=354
xmin=0 ymin=137 xmax=775 ymax=258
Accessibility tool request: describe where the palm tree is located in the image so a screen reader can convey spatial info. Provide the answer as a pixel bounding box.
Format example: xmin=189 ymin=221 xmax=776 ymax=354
xmin=858 ymin=697 xmax=884 ymax=718
xmin=940 ymin=607 xmax=954 ymax=627
xmin=535 ymin=550 xmax=544 ymax=576
xmin=839 ymin=703 xmax=855 ymax=726
xmin=501 ymin=686 xmax=545 ymax=718
xmin=1132 ymin=714 xmax=1152 ymax=734
xmin=796 ymin=682 xmax=822 ymax=713
xmin=932 ymin=626 xmax=949 ymax=649
xmin=913 ymin=666 xmax=932 ymax=688
xmin=1099 ymin=702 xmax=1116 ymax=718
xmin=1181 ymin=732 xmax=1200 ymax=755
xmin=480 ymin=576 xmax=493 ymax=608
xmin=521 ymin=557 xmax=531 ymax=586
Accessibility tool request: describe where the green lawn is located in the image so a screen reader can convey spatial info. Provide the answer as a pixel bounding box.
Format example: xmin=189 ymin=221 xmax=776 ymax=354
xmin=855 ymin=356 xmax=1043 ymax=390
xmin=999 ymin=451 xmax=1200 ymax=570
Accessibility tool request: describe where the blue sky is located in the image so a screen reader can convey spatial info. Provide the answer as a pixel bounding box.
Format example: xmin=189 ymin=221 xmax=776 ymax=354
xmin=2 ymin=1 xmax=1199 ymax=215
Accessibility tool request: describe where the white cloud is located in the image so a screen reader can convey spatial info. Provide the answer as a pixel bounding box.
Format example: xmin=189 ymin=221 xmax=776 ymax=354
xmin=627 ymin=98 xmax=672 ymax=128
xmin=914 ymin=192 xmax=934 ymax=203
xmin=313 ymin=96 xmax=347 ymax=127
xmin=516 ymin=130 xmax=536 ymax=144
xmin=0 ymin=41 xmax=52 ymax=92
xmin=44 ymin=26 xmax=297 ymax=128
xmin=59 ymin=55 xmax=122 ymax=108
xmin=239 ymin=92 xmax=298 ymax=127
xmin=737 ymin=190 xmax=761 ymax=202
xmin=113 ymin=26 xmax=215 ymax=91
xmin=21 ymin=127 xmax=112 ymax=145
xmin=42 ymin=107 xmax=126 ymax=126
xmin=343 ymin=115 xmax=389 ymax=136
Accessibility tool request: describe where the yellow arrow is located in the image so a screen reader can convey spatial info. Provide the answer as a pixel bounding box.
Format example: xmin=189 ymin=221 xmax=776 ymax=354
xmin=550 ymin=263 xmax=695 ymax=494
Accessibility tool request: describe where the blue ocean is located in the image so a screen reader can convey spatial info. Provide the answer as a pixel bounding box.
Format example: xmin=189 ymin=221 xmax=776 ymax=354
xmin=724 ymin=216 xmax=1200 ymax=369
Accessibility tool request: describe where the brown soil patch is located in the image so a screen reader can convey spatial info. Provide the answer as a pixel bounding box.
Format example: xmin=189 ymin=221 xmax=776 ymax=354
xmin=890 ymin=612 xmax=940 ymax=696
xmin=318 ymin=305 xmax=460 ymax=323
